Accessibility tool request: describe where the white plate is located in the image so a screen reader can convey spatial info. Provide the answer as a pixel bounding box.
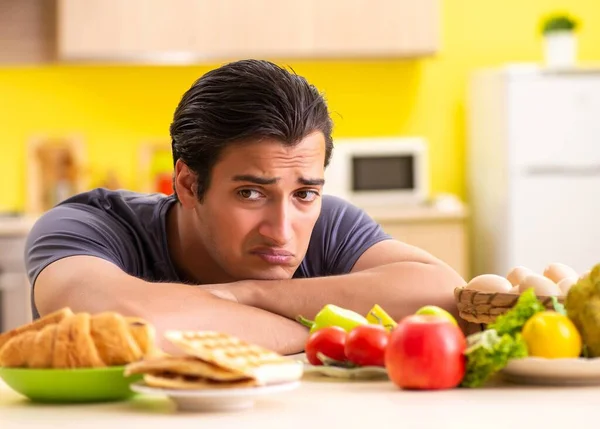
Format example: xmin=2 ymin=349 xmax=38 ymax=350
xmin=303 ymin=363 xmax=388 ymax=380
xmin=501 ymin=357 xmax=600 ymax=386
xmin=130 ymin=381 xmax=301 ymax=412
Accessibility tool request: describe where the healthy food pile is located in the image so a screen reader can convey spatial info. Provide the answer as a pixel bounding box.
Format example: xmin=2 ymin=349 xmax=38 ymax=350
xmin=300 ymin=262 xmax=600 ymax=390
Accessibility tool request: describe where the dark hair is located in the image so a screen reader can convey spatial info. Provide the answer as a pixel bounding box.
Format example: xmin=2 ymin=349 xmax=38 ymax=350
xmin=169 ymin=59 xmax=334 ymax=201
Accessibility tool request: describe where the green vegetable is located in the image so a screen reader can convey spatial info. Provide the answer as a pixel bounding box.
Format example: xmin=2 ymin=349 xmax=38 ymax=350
xmin=488 ymin=288 xmax=545 ymax=336
xmin=461 ymin=288 xmax=546 ymax=387
xmin=565 ymin=263 xmax=600 ymax=357
xmin=461 ymin=329 xmax=528 ymax=388
xmin=298 ymin=304 xmax=369 ymax=333
xmin=551 ymin=296 xmax=566 ymax=316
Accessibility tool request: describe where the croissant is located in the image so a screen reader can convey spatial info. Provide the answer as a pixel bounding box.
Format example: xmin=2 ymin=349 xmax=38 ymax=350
xmin=0 ymin=308 xmax=160 ymax=369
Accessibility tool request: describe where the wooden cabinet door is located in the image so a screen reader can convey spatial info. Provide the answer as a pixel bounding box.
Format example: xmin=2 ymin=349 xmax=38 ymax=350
xmin=57 ymin=0 xmax=198 ymax=59
xmin=195 ymin=0 xmax=440 ymax=58
xmin=379 ymin=220 xmax=470 ymax=280
xmin=57 ymin=0 xmax=439 ymax=61
xmin=312 ymin=0 xmax=439 ymax=57
xmin=193 ymin=0 xmax=316 ymax=58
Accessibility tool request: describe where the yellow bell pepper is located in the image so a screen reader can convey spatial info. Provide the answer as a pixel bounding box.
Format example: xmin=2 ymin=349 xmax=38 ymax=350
xmin=366 ymin=304 xmax=397 ymax=331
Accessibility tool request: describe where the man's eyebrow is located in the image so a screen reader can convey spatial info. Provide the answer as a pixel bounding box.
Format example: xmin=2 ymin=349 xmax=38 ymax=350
xmin=231 ymin=175 xmax=324 ymax=186
xmin=298 ymin=177 xmax=325 ymax=186
xmin=232 ymin=175 xmax=277 ymax=185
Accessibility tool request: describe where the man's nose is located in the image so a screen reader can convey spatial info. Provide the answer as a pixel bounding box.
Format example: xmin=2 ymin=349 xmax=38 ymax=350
xmin=258 ymin=202 xmax=293 ymax=245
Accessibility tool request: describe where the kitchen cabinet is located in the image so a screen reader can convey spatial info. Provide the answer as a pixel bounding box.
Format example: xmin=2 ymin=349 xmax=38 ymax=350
xmin=363 ymin=204 xmax=470 ymax=281
xmin=0 ymin=0 xmax=56 ymax=64
xmin=0 ymin=217 xmax=36 ymax=333
xmin=1 ymin=0 xmax=439 ymax=64
xmin=312 ymin=0 xmax=439 ymax=57
xmin=57 ymin=0 xmax=439 ymax=60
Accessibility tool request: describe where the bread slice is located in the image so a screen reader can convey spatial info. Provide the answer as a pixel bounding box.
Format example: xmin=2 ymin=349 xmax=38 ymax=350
xmin=164 ymin=331 xmax=303 ymax=385
xmin=124 ymin=355 xmax=250 ymax=381
xmin=52 ymin=313 xmax=106 ymax=368
xmin=143 ymin=373 xmax=258 ymax=390
xmin=0 ymin=307 xmax=73 ymax=350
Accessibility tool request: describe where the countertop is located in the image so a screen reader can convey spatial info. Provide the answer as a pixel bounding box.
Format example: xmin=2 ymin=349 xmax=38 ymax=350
xmin=0 ymin=216 xmax=38 ymax=237
xmin=1 ymin=375 xmax=598 ymax=428
xmin=360 ymin=196 xmax=469 ymax=223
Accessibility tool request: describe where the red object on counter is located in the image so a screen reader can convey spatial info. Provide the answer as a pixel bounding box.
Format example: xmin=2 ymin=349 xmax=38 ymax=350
xmin=385 ymin=314 xmax=467 ymax=390
xmin=155 ymin=173 xmax=173 ymax=195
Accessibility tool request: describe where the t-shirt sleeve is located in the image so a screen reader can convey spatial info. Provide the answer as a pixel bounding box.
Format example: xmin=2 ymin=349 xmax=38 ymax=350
xmin=25 ymin=203 xmax=139 ymax=291
xmin=304 ymin=196 xmax=392 ymax=276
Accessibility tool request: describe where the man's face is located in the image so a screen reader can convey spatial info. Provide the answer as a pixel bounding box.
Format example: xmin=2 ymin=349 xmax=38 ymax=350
xmin=192 ymin=132 xmax=326 ymax=281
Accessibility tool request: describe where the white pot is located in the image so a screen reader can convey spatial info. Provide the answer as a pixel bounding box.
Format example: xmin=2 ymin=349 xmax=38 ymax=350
xmin=543 ymin=30 xmax=577 ymax=68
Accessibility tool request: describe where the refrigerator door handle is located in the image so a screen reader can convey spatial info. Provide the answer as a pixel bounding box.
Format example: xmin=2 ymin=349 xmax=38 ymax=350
xmin=522 ymin=165 xmax=600 ymax=176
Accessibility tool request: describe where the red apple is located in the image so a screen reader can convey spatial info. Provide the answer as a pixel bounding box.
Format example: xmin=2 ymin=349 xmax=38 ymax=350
xmin=385 ymin=314 xmax=466 ymax=390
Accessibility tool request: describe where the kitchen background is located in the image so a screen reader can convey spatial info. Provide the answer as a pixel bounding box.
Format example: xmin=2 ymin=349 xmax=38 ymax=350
xmin=1 ymin=0 xmax=599 ymax=331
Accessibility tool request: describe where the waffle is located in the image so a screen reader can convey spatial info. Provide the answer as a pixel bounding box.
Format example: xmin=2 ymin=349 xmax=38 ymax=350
xmin=124 ymin=355 xmax=250 ymax=382
xmin=143 ymin=373 xmax=258 ymax=390
xmin=164 ymin=330 xmax=303 ymax=385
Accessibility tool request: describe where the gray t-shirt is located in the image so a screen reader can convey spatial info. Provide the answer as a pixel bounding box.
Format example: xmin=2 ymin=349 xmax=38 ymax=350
xmin=25 ymin=188 xmax=391 ymax=319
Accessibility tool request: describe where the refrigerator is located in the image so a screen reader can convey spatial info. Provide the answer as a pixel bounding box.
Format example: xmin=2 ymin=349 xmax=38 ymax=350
xmin=467 ymin=66 xmax=600 ymax=279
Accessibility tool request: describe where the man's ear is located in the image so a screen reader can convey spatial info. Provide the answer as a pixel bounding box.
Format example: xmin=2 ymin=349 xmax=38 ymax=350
xmin=174 ymin=159 xmax=198 ymax=208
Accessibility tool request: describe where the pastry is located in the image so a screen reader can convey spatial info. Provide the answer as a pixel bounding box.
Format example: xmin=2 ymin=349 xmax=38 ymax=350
xmin=0 ymin=307 xmax=73 ymax=350
xmin=125 ymin=316 xmax=159 ymax=358
xmin=0 ymin=309 xmax=158 ymax=369
xmin=53 ymin=312 xmax=106 ymax=368
xmin=90 ymin=312 xmax=143 ymax=365
xmin=28 ymin=324 xmax=58 ymax=368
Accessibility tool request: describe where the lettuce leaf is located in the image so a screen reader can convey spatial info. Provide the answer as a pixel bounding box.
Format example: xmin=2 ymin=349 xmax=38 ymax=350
xmin=461 ymin=288 xmax=545 ymax=387
xmin=487 ymin=288 xmax=545 ymax=336
xmin=460 ymin=329 xmax=528 ymax=388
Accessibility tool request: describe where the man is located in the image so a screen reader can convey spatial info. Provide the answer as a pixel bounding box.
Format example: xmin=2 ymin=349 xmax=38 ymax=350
xmin=25 ymin=59 xmax=467 ymax=355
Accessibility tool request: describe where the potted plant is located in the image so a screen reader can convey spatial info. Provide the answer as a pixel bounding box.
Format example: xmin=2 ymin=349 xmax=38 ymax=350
xmin=541 ymin=14 xmax=579 ymax=68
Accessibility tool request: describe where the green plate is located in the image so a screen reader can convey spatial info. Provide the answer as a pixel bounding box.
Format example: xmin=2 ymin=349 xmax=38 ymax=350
xmin=0 ymin=366 xmax=143 ymax=403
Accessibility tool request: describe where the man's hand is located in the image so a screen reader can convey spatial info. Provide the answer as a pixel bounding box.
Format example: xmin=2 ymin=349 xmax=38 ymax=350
xmin=203 ymin=239 xmax=470 ymax=334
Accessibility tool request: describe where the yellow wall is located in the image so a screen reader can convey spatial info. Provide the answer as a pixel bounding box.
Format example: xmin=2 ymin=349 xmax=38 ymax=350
xmin=1 ymin=0 xmax=599 ymax=212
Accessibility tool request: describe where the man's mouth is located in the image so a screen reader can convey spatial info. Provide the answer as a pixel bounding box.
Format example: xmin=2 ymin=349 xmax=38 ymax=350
xmin=250 ymin=248 xmax=294 ymax=265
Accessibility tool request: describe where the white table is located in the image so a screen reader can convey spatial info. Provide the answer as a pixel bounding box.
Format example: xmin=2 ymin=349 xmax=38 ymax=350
xmin=1 ymin=375 xmax=599 ymax=428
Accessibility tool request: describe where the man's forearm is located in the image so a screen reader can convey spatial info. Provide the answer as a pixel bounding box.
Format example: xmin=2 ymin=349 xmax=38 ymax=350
xmin=35 ymin=257 xmax=309 ymax=356
xmin=236 ymin=261 xmax=466 ymax=330
xmin=134 ymin=285 xmax=309 ymax=356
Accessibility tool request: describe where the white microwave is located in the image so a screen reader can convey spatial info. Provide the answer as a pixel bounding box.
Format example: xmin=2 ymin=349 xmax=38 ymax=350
xmin=324 ymin=137 xmax=429 ymax=207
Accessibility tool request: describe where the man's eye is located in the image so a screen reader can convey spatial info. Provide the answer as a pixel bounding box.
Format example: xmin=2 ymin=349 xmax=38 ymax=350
xmin=238 ymin=189 xmax=263 ymax=200
xmin=296 ymin=190 xmax=319 ymax=202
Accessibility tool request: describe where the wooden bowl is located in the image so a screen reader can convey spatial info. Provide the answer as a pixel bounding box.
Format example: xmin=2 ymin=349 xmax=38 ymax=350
xmin=454 ymin=287 xmax=565 ymax=325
